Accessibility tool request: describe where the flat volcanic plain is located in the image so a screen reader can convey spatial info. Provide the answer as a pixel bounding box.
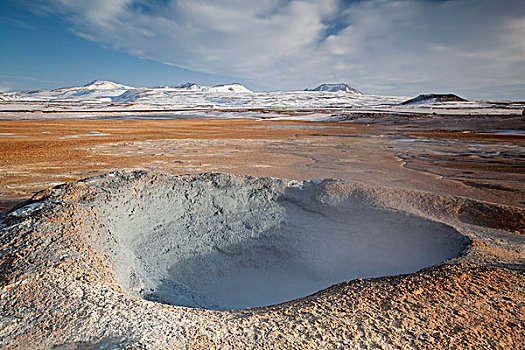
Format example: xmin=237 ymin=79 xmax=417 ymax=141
xmin=0 ymin=113 xmax=524 ymax=349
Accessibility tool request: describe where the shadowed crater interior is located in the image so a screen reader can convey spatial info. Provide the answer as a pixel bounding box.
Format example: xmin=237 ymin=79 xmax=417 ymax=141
xmin=95 ymin=173 xmax=468 ymax=310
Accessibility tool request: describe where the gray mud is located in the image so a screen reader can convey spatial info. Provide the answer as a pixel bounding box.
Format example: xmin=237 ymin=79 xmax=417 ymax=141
xmin=81 ymin=172 xmax=469 ymax=310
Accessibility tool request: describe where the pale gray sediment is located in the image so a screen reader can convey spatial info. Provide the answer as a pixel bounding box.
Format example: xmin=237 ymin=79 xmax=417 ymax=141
xmin=0 ymin=171 xmax=523 ymax=349
xmin=94 ymin=173 xmax=467 ymax=310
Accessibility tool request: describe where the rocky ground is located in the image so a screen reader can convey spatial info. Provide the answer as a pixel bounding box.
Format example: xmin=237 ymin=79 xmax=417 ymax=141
xmin=0 ymin=115 xmax=524 ymax=349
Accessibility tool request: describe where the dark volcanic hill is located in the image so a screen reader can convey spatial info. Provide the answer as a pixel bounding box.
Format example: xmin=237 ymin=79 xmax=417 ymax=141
xmin=401 ymin=94 xmax=467 ymax=105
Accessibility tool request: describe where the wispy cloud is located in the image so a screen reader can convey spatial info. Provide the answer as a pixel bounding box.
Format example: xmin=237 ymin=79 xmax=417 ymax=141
xmin=0 ymin=75 xmax=62 ymax=92
xmin=26 ymin=0 xmax=525 ymax=98
xmin=0 ymin=15 xmax=35 ymax=30
xmin=0 ymin=74 xmax=59 ymax=83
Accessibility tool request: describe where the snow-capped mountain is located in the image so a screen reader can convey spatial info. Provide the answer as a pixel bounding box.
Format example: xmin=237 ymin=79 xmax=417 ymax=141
xmin=81 ymin=80 xmax=131 ymax=90
xmin=0 ymin=80 xmax=131 ymax=103
xmin=0 ymin=81 xmax=253 ymax=104
xmin=306 ymin=83 xmax=362 ymax=94
xmin=49 ymin=80 xmax=131 ymax=97
xmin=174 ymin=82 xmax=252 ymax=93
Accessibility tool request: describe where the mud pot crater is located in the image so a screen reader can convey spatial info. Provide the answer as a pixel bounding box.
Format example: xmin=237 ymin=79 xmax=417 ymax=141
xmin=75 ymin=172 xmax=468 ymax=310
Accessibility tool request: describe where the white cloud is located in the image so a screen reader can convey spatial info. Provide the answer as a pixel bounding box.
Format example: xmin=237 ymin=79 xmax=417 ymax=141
xmin=30 ymin=0 xmax=525 ymax=98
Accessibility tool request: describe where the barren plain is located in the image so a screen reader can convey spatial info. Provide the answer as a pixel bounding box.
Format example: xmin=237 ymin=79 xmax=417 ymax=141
xmin=0 ymin=111 xmax=524 ymax=349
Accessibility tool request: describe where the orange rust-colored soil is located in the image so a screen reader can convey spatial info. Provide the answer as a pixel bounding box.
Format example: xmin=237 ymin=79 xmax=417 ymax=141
xmin=1 ymin=118 xmax=524 ymax=215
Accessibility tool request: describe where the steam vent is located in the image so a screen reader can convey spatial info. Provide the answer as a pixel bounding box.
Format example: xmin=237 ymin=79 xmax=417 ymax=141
xmin=1 ymin=171 xmax=524 ymax=348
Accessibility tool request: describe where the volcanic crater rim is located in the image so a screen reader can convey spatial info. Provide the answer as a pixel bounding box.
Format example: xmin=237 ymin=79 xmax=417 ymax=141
xmin=76 ymin=171 xmax=469 ymax=310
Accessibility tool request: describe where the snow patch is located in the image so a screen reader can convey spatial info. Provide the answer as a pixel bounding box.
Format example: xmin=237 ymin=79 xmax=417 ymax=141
xmin=83 ymin=80 xmax=131 ymax=90
xmin=201 ymin=84 xmax=252 ymax=93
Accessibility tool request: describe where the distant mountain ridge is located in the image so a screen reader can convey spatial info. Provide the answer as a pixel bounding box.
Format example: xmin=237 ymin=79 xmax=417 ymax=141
xmin=306 ymin=83 xmax=362 ymax=94
xmin=1 ymin=80 xmax=518 ymax=116
xmin=0 ymin=80 xmax=253 ymax=103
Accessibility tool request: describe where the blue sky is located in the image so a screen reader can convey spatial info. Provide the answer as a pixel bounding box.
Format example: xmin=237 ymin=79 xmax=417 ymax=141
xmin=0 ymin=0 xmax=250 ymax=92
xmin=1 ymin=0 xmax=525 ymax=99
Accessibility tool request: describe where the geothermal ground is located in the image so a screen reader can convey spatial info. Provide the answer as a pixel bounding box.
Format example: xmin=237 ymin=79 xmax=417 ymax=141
xmin=0 ymin=111 xmax=524 ymax=348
